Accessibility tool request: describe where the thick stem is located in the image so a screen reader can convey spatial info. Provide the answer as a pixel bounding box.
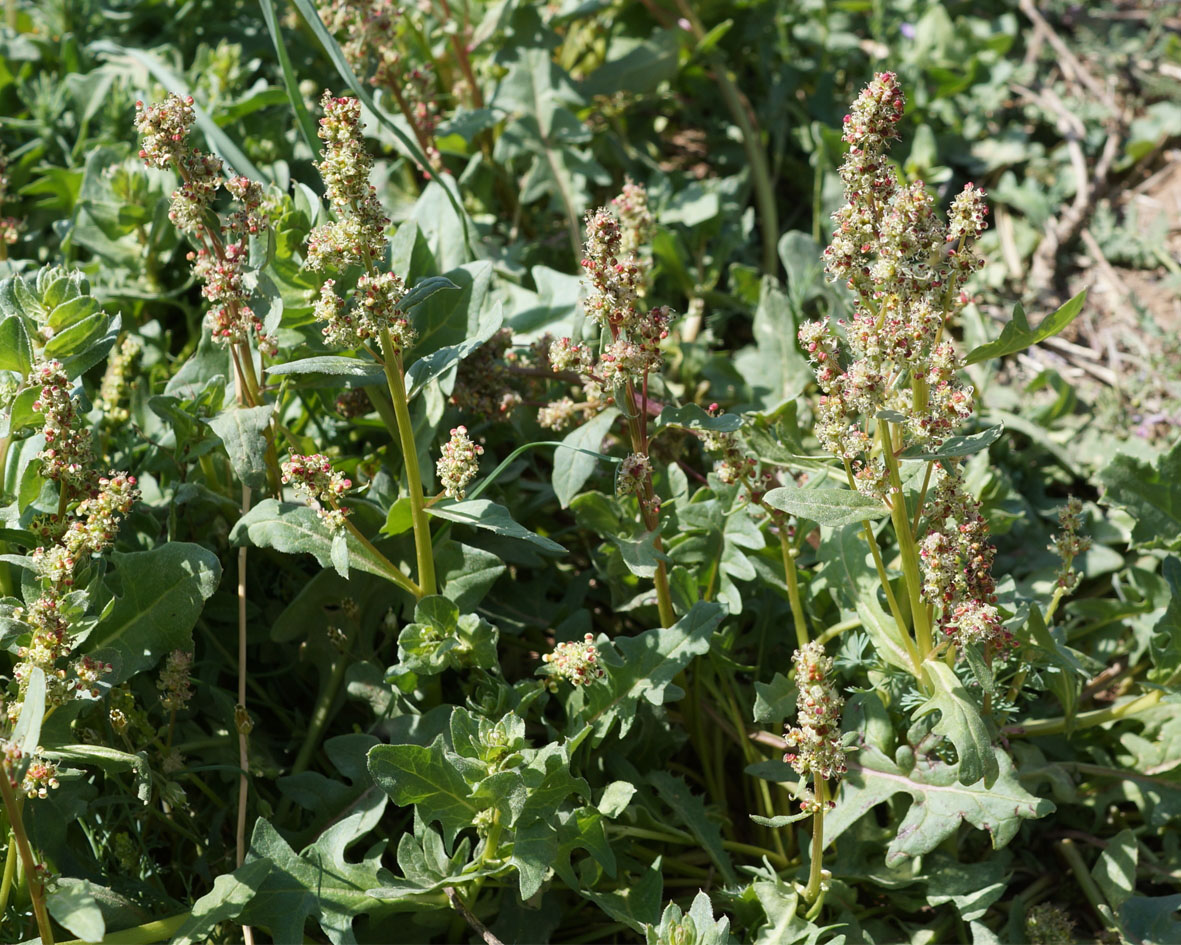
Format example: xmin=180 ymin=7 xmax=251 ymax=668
xmin=777 ymin=527 xmax=808 ymax=649
xmin=0 ymin=826 xmax=17 ymax=918
xmin=380 ymin=338 xmax=436 ymax=597
xmin=0 ymin=770 xmax=54 ymax=944
xmin=803 ymin=776 xmax=827 ymax=904
xmin=1003 ymin=689 xmax=1162 ymax=738
xmin=880 ymin=423 xmax=933 ymax=659
xmin=235 ymin=485 xmax=255 ymax=945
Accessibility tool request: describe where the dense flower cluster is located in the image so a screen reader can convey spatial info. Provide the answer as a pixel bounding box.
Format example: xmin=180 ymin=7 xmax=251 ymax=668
xmin=801 ymin=72 xmax=989 ymax=485
xmin=1049 ymin=497 xmax=1091 ymax=589
xmin=282 ymin=453 xmax=352 ymax=530
xmin=616 ymin=452 xmax=654 ymax=502
xmin=784 ymin=642 xmax=846 ymax=806
xmin=1024 ymin=903 xmax=1076 ymax=945
xmin=542 ymin=633 xmax=604 ymax=686
xmin=97 ymin=335 xmax=143 ymax=425
xmin=2 ymin=741 xmax=61 ymax=800
xmin=134 ymin=94 xmax=275 ymax=354
xmin=306 ymin=92 xmax=389 ymax=273
xmin=451 ymin=329 xmax=522 ymax=418
xmin=436 ymin=426 xmax=483 ymax=500
xmin=157 ymin=650 xmax=195 ymax=712
xmin=918 ymin=464 xmax=1005 ymax=648
xmin=613 ymin=178 xmax=653 ymax=261
xmin=318 ymin=0 xmax=441 ymax=171
xmin=10 ymin=363 xmax=138 ymax=718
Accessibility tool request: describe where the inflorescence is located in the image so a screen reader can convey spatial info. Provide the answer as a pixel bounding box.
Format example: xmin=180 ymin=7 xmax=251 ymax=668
xmin=543 ymin=633 xmax=605 ymax=688
xmin=784 ymin=641 xmax=846 ymax=811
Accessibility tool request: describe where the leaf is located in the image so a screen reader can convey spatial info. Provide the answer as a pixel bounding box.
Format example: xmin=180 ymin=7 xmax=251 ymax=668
xmin=1099 ymin=441 xmax=1181 ymax=550
xmin=1120 ymin=894 xmax=1181 ymax=945
xmin=46 ymin=745 xmax=152 ymax=804
xmin=427 ymin=498 xmax=565 ymax=552
xmin=916 ymin=661 xmax=999 ymax=787
xmin=406 ymin=262 xmax=492 ymax=365
xmin=598 ymin=781 xmax=637 ymax=819
xmin=648 ymin=771 xmax=737 ymax=884
xmin=901 ymin=424 xmax=1004 ymax=461
xmin=405 ymin=300 xmax=501 ymax=399
xmin=172 ymin=860 xmax=272 ymax=945
xmin=753 ymin=672 xmax=798 ymax=725
xmin=47 ymin=881 xmax=106 ymax=942
xmin=435 ymin=540 xmax=505 ymax=611
xmin=581 ymin=856 xmax=663 ymax=934
xmin=11 ymin=667 xmax=44 ymax=758
xmin=963 ymin=290 xmax=1087 ymax=365
xmin=582 ymin=601 xmax=724 ymax=739
xmin=646 ymin=889 xmax=734 ymax=945
xmin=1093 ymin=828 xmax=1138 ymax=912
xmin=553 ymin=407 xmax=620 ymax=509
xmin=0 ymin=315 xmax=33 ymax=376
xmin=825 ymin=744 xmax=1053 ymax=866
xmin=1148 ymin=558 xmax=1181 ymax=686
xmin=921 ymin=853 xmax=1009 ymax=922
xmin=208 ymin=403 xmax=275 ymax=493
xmin=394 ymin=595 xmax=499 ymax=676
xmin=763 ymin=482 xmax=890 ymax=528
xmin=368 ymin=736 xmax=480 ymax=845
xmin=750 ymin=811 xmax=811 ymax=828
xmin=239 ymin=816 xmax=393 ymax=944
xmin=266 ymin=356 xmax=384 ymax=383
xmin=84 ymin=543 xmax=221 ymax=685
xmin=732 ymin=276 xmax=811 ymax=409
xmin=654 ymin=403 xmax=742 ymax=434
xmin=231 ymin=500 xmax=414 ymax=587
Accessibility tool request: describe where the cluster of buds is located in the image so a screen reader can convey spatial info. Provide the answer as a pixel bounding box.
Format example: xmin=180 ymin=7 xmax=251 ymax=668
xmin=1049 ymin=497 xmax=1091 ymax=590
xmin=612 ymin=178 xmax=653 ymax=261
xmin=32 ymin=472 xmax=139 ymax=584
xmin=282 ymin=453 xmax=352 ymax=530
xmin=783 ymin=642 xmax=847 ymax=796
xmin=800 ymin=73 xmax=989 ymax=490
xmin=1024 ymin=903 xmax=1076 ymax=945
xmin=542 ymin=633 xmax=604 ymax=687
xmin=918 ymin=464 xmax=1007 ymax=648
xmin=134 ymin=94 xmax=276 ymax=354
xmin=318 ymin=0 xmax=442 ymax=171
xmin=0 ymin=145 xmax=22 ymax=247
xmin=616 ymin=452 xmax=654 ymax=503
xmin=33 ymin=362 xmax=92 ymax=484
xmin=157 ymin=650 xmax=195 ymax=712
xmin=450 ymin=329 xmax=522 ymax=418
xmin=97 ymin=336 xmax=143 ymax=426
xmin=436 ymin=426 xmax=483 ymax=500
xmin=2 ymin=741 xmax=61 ymax=800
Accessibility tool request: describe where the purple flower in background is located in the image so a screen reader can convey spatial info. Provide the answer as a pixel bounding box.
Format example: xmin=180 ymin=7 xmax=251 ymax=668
xmin=900 ymin=22 xmax=916 ymax=38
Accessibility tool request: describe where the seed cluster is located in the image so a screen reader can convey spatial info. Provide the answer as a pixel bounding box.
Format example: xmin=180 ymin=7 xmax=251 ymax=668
xmin=97 ymin=335 xmax=143 ymax=426
xmin=157 ymin=650 xmax=195 ymax=712
xmin=436 ymin=426 xmax=483 ymax=501
xmin=282 ymin=453 xmax=353 ymax=531
xmin=542 ymin=633 xmax=604 ymax=687
xmin=1049 ymin=497 xmax=1091 ymax=589
xmin=784 ymin=642 xmax=847 ymax=807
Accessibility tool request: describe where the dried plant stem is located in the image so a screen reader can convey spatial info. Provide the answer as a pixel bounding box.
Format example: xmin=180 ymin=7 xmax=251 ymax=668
xmin=380 ymin=334 xmax=436 ymax=597
xmin=236 ymin=482 xmax=255 ymax=945
xmin=0 ymin=771 xmax=54 ymax=944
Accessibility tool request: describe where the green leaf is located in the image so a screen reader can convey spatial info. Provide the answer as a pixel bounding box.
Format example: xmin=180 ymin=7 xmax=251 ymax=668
xmin=646 ymin=889 xmax=734 ymax=945
xmin=581 ymin=856 xmax=663 ymax=934
xmin=733 ymin=277 xmax=811 ymax=409
xmin=231 ymin=500 xmax=414 ymax=587
xmin=901 ymin=424 xmax=1004 ymax=461
xmin=1148 ymin=558 xmax=1181 ymax=686
xmin=0 ymin=315 xmax=33 ymax=376
xmin=266 ymin=356 xmax=384 ymax=382
xmin=427 ymin=498 xmax=565 ymax=552
xmin=258 ymin=0 xmax=320 ymax=157
xmin=435 ymin=540 xmax=505 ymax=611
xmin=172 ymin=860 xmax=272 ymax=945
xmin=406 ymin=262 xmax=492 ymax=365
xmin=46 ymin=881 xmax=106 ymax=942
xmin=84 ymin=543 xmax=221 ymax=685
xmin=11 ymin=666 xmax=45 ymax=762
xmin=750 ymin=811 xmax=810 ymax=828
xmin=763 ymin=482 xmax=889 ymax=528
xmin=239 ymin=816 xmax=392 ymax=944
xmin=1099 ymin=440 xmax=1181 ymax=550
xmin=825 ymin=744 xmax=1053 ymax=866
xmin=395 ymin=595 xmax=499 ymax=676
xmin=553 ymin=407 xmax=620 ymax=509
xmin=648 ymin=771 xmax=737 ymax=884
xmin=208 ymin=403 xmax=275 ymax=493
xmin=753 ymin=672 xmax=797 ymax=725
xmin=405 ymin=299 xmax=501 ymax=399
xmin=582 ymin=601 xmax=724 ymax=739
xmin=963 ymin=290 xmax=1087 ymax=365
xmin=46 ymin=744 xmax=152 ymax=804
xmin=916 ymin=661 xmax=998 ymax=786
xmin=921 ymin=853 xmax=1009 ymax=922
xmin=368 ymin=735 xmax=480 ymax=845
xmin=654 ymin=403 xmax=742 ymax=434
xmin=1119 ymin=894 xmax=1181 ymax=945
xmin=1093 ymin=828 xmax=1138 ymax=911
xmin=598 ymin=781 xmax=637 ymax=819
xmin=42 ymin=310 xmax=110 ymax=361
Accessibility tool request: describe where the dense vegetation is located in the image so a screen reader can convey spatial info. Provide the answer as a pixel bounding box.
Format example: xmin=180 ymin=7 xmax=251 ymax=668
xmin=0 ymin=1 xmax=1178 ymax=942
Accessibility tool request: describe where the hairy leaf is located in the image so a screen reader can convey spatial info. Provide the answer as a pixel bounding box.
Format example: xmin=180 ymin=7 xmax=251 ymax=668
xmin=916 ymin=661 xmax=999 ymax=786
xmin=963 ymin=291 xmax=1086 ymax=365
xmin=763 ymin=482 xmax=890 ymax=528
xmin=1099 ymin=440 xmax=1181 ymax=549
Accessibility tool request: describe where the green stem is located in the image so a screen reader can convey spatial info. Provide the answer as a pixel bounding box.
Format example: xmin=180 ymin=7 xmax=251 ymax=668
xmin=56 ymin=914 xmax=188 ymax=945
xmin=778 ymin=527 xmax=808 ymax=649
xmin=880 ymin=423 xmax=933 ymax=659
xmin=340 ymin=516 xmax=422 ymax=598
xmin=380 ymin=337 xmax=436 ymax=597
xmin=286 ymin=634 xmax=353 ymax=781
xmin=0 ymin=768 xmax=54 ymax=944
xmin=0 ymin=826 xmax=16 ymax=917
xmin=1004 ymin=689 xmax=1163 ymax=738
xmin=803 ymin=776 xmax=827 ymax=904
xmin=1059 ymin=838 xmax=1122 ymax=938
